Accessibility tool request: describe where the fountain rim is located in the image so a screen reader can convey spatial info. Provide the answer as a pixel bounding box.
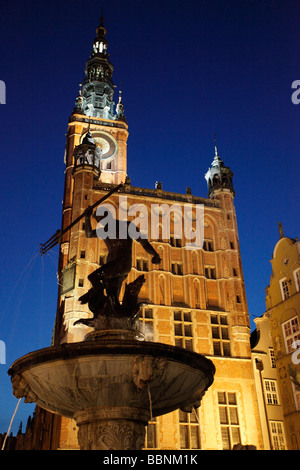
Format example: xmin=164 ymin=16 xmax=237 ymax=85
xmin=8 ymin=336 xmax=215 ymax=384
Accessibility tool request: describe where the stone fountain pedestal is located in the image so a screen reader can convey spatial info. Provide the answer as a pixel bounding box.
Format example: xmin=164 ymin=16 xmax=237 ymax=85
xmin=8 ymin=329 xmax=215 ymax=450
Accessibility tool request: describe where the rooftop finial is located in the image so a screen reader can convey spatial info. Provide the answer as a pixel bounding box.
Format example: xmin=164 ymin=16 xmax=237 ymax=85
xmin=278 ymin=222 xmax=284 ymax=239
xmin=213 ymin=133 xmax=218 ymax=157
xmin=211 ymin=133 xmax=223 ymax=167
xmin=100 ymin=10 xmax=104 ymax=26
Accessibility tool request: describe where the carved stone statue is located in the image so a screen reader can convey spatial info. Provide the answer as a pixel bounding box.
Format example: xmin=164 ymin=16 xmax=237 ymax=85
xmin=74 ymin=205 xmax=161 ymax=329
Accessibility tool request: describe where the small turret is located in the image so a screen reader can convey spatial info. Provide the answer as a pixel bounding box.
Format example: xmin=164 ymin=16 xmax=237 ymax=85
xmin=73 ymin=84 xmax=84 ymax=114
xmin=73 ymin=131 xmax=102 ymax=176
xmin=204 ymin=137 xmax=234 ymax=198
xmin=115 ymin=90 xmax=126 ymax=122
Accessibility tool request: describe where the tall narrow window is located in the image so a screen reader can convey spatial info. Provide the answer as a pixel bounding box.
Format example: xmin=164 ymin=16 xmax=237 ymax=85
xmin=264 ymin=379 xmax=279 ymax=405
xmin=144 ymin=417 xmax=157 ymax=449
xmin=280 ymin=278 xmax=290 ymax=300
xmin=179 ymin=409 xmax=201 ymax=449
xmin=192 ymin=251 xmax=198 ymax=274
xmin=157 ymin=246 xmax=164 ymax=270
xmin=270 ymin=421 xmax=286 ymax=450
xmin=194 ymin=280 xmax=200 ymax=308
xmin=282 ymin=316 xmax=300 ymax=354
xmin=292 ymin=382 xmax=300 ymax=410
xmin=211 ymin=314 xmax=230 ymax=356
xmin=218 ymin=392 xmax=241 ymax=450
xmin=269 ymin=349 xmax=276 ymax=368
xmin=174 ymin=310 xmax=193 ymax=350
xmin=159 ymin=276 xmax=165 ymax=305
xmin=294 ymin=268 xmax=300 ymax=292
xmin=139 ymin=308 xmax=154 ymax=340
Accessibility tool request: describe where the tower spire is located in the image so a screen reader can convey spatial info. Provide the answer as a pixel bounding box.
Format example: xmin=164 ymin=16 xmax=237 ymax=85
xmin=204 ymin=137 xmax=235 ymax=197
xmin=72 ymin=14 xmax=117 ymax=119
xmin=211 ymin=133 xmax=224 ymax=168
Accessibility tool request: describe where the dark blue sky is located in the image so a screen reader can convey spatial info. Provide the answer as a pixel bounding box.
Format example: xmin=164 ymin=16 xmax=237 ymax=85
xmin=0 ymin=0 xmax=299 ymax=435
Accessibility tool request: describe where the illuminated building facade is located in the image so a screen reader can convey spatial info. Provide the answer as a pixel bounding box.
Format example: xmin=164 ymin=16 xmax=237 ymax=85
xmin=14 ymin=15 xmax=264 ymax=450
xmin=264 ymin=227 xmax=300 ymax=450
xmin=251 ymin=314 xmax=287 ymax=449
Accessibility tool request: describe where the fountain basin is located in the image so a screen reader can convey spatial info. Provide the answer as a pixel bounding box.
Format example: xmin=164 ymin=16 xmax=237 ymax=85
xmin=8 ymin=331 xmax=215 ymax=449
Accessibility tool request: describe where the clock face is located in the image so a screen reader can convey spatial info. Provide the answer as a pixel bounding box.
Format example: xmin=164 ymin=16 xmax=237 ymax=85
xmin=81 ymin=131 xmax=118 ymax=162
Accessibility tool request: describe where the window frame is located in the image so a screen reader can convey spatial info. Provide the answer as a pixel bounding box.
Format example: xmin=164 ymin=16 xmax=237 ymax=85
xmin=270 ymin=421 xmax=286 ymax=450
xmin=179 ymin=408 xmax=201 ymax=449
xmin=218 ymin=392 xmax=241 ymax=450
xmin=294 ymin=268 xmax=300 ymax=292
xmin=210 ymin=314 xmax=231 ymax=357
xmin=269 ymin=348 xmax=276 ymax=368
xmin=282 ymin=316 xmax=300 ymax=354
xmin=280 ymin=277 xmax=290 ymax=301
xmin=263 ymin=379 xmax=280 ymax=405
xmin=173 ymin=310 xmax=193 ymax=350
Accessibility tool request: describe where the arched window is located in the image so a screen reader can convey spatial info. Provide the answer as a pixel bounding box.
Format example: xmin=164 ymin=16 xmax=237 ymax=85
xmin=157 ymin=246 xmax=164 ymax=270
xmin=194 ymin=280 xmax=200 ymax=309
xmin=159 ymin=276 xmax=166 ymax=305
xmin=213 ymin=174 xmax=220 ymax=186
xmin=192 ymin=251 xmax=198 ymax=274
